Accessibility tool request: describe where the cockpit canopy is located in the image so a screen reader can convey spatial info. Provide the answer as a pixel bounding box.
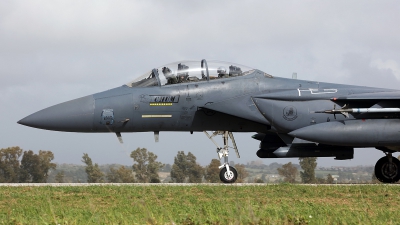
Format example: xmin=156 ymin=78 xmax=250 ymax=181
xmin=126 ymin=60 xmax=255 ymax=87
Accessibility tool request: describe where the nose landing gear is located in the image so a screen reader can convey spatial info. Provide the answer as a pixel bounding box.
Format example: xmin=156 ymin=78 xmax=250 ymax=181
xmin=374 ymin=152 xmax=400 ymax=183
xmin=204 ymin=131 xmax=240 ymax=183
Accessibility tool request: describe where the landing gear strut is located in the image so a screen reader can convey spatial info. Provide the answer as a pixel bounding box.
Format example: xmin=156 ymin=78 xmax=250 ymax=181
xmin=374 ymin=152 xmax=400 ymax=183
xmin=204 ymin=131 xmax=240 ymax=183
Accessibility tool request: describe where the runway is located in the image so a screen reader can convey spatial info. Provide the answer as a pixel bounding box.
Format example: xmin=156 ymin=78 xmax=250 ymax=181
xmin=0 ymin=183 xmax=396 ymax=187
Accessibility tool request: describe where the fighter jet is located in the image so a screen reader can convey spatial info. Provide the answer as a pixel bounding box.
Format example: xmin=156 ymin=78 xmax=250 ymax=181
xmin=18 ymin=59 xmax=400 ymax=183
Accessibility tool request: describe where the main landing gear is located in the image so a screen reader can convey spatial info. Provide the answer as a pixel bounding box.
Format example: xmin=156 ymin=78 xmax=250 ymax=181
xmin=374 ymin=152 xmax=400 ymax=183
xmin=204 ymin=131 xmax=240 ymax=183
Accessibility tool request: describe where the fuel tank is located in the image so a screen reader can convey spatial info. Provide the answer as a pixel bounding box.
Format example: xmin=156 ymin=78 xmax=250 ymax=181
xmin=257 ymin=145 xmax=353 ymax=159
xmin=289 ymin=119 xmax=400 ymax=146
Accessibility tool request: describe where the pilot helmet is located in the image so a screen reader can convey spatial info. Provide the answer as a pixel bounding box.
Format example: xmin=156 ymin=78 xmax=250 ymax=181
xmin=217 ymin=66 xmax=226 ymax=74
xmin=163 ymin=68 xmax=175 ymax=78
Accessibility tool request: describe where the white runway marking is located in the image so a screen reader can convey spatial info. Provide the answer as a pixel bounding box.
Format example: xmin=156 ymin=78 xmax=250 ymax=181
xmin=0 ymin=183 xmax=397 ymax=187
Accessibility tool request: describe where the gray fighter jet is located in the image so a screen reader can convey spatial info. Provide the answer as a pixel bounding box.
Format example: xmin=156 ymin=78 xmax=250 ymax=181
xmin=18 ymin=59 xmax=400 ymax=183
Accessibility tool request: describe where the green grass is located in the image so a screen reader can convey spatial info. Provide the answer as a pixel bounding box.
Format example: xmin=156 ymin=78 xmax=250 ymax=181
xmin=0 ymin=184 xmax=399 ymax=224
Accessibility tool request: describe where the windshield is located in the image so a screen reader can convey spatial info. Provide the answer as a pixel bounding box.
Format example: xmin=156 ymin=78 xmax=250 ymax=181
xmin=126 ymin=70 xmax=159 ymax=88
xmin=126 ymin=60 xmax=254 ymax=87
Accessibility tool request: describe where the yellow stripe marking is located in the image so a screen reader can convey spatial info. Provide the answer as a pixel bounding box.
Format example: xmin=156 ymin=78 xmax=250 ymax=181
xmin=142 ymin=115 xmax=172 ymax=118
xmin=149 ymin=103 xmax=173 ymax=106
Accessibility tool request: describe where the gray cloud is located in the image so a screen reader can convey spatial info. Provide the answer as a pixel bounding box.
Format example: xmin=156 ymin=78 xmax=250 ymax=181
xmin=341 ymin=53 xmax=400 ymax=89
xmin=1 ymin=1 xmax=399 ymax=166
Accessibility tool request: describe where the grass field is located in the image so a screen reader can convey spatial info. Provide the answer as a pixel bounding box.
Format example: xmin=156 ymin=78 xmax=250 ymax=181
xmin=0 ymin=184 xmax=399 ymax=224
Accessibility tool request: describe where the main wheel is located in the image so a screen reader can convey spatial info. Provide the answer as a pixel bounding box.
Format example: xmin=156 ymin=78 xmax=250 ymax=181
xmin=219 ymin=166 xmax=238 ymax=183
xmin=374 ymin=156 xmax=400 ymax=183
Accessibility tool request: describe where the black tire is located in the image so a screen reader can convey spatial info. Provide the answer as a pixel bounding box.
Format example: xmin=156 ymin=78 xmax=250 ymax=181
xmin=374 ymin=156 xmax=400 ymax=183
xmin=219 ymin=166 xmax=238 ymax=183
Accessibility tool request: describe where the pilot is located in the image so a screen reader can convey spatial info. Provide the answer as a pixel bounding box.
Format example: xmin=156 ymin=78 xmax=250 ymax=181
xmin=217 ymin=66 xmax=229 ymax=78
xmin=162 ymin=67 xmax=177 ymax=84
xmin=177 ymin=73 xmax=189 ymax=83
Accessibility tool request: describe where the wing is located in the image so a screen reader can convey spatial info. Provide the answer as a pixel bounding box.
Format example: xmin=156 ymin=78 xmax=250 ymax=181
xmin=332 ymin=91 xmax=400 ymax=101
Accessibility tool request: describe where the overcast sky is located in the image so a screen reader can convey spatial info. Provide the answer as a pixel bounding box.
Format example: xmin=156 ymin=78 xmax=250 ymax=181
xmin=1 ymin=1 xmax=400 ymax=167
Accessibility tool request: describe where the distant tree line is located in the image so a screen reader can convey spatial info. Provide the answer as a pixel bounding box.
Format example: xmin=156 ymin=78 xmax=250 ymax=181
xmin=80 ymin=148 xmax=249 ymax=183
xmin=1 ymin=146 xmax=386 ymax=183
xmin=0 ymin=146 xmax=244 ymax=183
xmin=277 ymin=157 xmax=334 ymax=184
xmin=0 ymin=147 xmax=56 ymax=183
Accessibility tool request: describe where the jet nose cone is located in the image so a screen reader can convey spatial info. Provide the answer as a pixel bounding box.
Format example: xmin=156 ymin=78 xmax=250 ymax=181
xmin=18 ymin=95 xmax=95 ymax=132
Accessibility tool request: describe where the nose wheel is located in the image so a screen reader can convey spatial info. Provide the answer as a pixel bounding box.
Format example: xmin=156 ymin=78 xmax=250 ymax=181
xmin=374 ymin=153 xmax=400 ymax=183
xmin=219 ymin=166 xmax=238 ymax=183
xmin=204 ymin=131 xmax=240 ymax=183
